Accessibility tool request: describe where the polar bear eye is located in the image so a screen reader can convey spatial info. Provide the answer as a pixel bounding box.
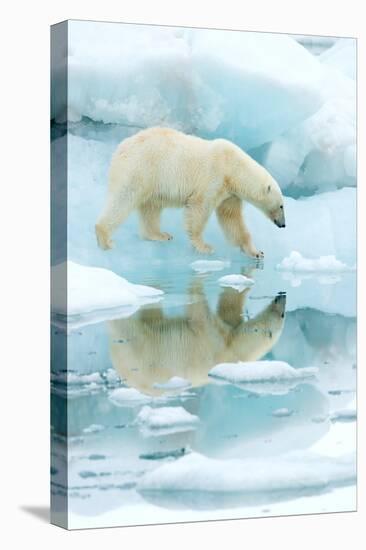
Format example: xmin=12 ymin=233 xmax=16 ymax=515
xmin=267 ymin=185 xmax=271 ymax=193
xmin=280 ymin=205 xmax=283 ymax=209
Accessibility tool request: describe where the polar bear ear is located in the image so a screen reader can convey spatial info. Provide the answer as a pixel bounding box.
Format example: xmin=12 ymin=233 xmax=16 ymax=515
xmin=267 ymin=184 xmax=271 ymax=193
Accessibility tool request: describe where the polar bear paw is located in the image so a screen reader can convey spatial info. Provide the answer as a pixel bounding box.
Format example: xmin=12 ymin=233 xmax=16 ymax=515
xmin=240 ymin=245 xmax=264 ymax=259
xmin=193 ymin=241 xmax=214 ymax=255
xmin=95 ymin=223 xmax=114 ymax=250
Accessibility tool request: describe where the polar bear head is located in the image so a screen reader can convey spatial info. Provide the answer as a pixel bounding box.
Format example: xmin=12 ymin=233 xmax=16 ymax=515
xmin=263 ymin=177 xmax=286 ymax=228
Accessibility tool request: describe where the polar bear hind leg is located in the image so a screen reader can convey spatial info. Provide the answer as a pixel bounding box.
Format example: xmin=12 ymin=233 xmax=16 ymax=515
xmin=95 ymin=193 xmax=134 ymax=250
xmin=138 ymin=202 xmax=173 ymax=241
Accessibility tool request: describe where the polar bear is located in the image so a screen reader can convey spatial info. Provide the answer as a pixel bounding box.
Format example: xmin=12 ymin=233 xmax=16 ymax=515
xmin=95 ymin=127 xmax=286 ymax=257
xmin=108 ymin=281 xmax=286 ymax=396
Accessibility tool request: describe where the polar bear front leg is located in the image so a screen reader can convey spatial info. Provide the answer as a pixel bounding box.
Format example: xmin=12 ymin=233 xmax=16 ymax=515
xmin=139 ymin=202 xmax=173 ymax=241
xmin=216 ymin=197 xmax=264 ymax=259
xmin=185 ymin=198 xmax=214 ymax=254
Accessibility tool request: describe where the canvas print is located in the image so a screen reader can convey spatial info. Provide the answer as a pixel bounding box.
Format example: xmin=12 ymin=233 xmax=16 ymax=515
xmin=50 ymin=20 xmax=357 ymax=530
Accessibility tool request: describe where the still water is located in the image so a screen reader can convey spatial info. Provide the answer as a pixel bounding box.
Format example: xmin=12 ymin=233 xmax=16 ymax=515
xmin=51 ymin=259 xmax=356 ymax=529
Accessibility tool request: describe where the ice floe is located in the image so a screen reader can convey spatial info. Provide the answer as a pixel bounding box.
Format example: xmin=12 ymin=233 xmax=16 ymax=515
xmin=277 ymin=251 xmax=356 ymax=273
xmin=138 ymin=450 xmax=355 ymax=494
xmin=52 ymin=261 xmax=163 ymax=329
xmin=209 ymin=361 xmax=317 ymax=396
xmin=218 ymin=274 xmax=254 ymax=291
xmin=83 ymin=424 xmax=105 ymax=434
xmin=136 ymin=405 xmax=199 ymax=436
xmin=109 ymin=387 xmax=152 ymax=407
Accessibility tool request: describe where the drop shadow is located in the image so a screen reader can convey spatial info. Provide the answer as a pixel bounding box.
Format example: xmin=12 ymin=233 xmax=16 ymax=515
xmin=20 ymin=505 xmax=49 ymax=523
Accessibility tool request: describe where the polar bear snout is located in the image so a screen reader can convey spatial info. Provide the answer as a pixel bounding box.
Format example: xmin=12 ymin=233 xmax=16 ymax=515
xmin=274 ymin=219 xmax=286 ymax=228
xmin=272 ymin=206 xmax=286 ymax=228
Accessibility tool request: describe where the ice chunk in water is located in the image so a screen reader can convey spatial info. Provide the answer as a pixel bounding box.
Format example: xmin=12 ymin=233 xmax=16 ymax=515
xmin=52 ymin=261 xmax=163 ymax=327
xmin=277 ymin=251 xmax=355 ymax=273
xmin=209 ymin=361 xmax=318 ymax=384
xmin=109 ymin=387 xmax=152 ymax=407
xmin=218 ymin=274 xmax=254 ymax=291
xmin=136 ymin=405 xmax=199 ymax=436
xmin=137 ymin=450 xmax=355 ymax=493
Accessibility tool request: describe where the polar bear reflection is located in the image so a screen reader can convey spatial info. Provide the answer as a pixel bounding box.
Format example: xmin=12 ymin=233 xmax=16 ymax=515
xmin=108 ymin=282 xmax=286 ymax=395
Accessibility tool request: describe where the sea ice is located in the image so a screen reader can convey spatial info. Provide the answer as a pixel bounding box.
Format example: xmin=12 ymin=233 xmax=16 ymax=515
xmin=108 ymin=387 xmax=151 ymax=407
xmin=277 ymin=251 xmax=355 ymax=273
xmin=66 ymin=21 xmax=327 ymax=150
xmin=52 ymin=261 xmax=163 ymax=327
xmin=261 ymin=39 xmax=356 ymax=195
xmin=62 ymin=134 xmax=356 ymax=268
xmin=136 ymin=405 xmax=199 ymax=436
xmin=218 ymin=274 xmax=254 ymax=291
xmin=137 ymin=450 xmax=355 ymax=494
xmin=208 ymin=361 xmax=318 ymax=395
xmin=320 ymin=39 xmax=356 ymax=81
xmin=209 ymin=361 xmax=318 ymax=385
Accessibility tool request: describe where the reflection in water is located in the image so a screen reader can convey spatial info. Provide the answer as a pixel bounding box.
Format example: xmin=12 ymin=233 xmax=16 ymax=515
xmin=50 ymin=271 xmax=356 ymax=527
xmin=108 ymin=281 xmax=286 ymax=395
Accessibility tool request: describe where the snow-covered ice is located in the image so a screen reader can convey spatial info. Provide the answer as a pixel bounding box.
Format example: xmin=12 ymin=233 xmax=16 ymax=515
xmin=52 ymin=261 xmax=163 ymax=328
xmin=209 ymin=361 xmax=317 ymax=384
xmin=61 ymin=133 xmax=356 ymax=269
xmin=261 ymin=37 xmax=356 ymax=196
xmin=218 ymin=274 xmax=254 ymax=291
xmin=65 ymin=22 xmax=327 ymax=151
xmin=138 ymin=450 xmax=355 ymax=494
xmin=108 ymin=387 xmax=151 ymax=407
xmin=277 ymin=251 xmax=355 ymax=273
xmin=136 ymin=405 xmax=199 ymax=436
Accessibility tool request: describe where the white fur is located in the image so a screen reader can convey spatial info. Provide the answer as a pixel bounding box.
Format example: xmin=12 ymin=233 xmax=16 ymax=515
xmin=96 ymin=127 xmax=285 ymax=256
